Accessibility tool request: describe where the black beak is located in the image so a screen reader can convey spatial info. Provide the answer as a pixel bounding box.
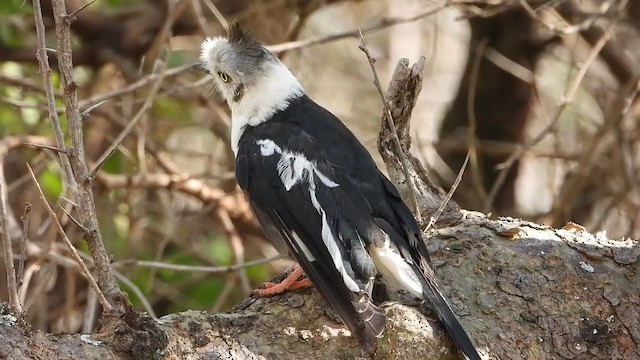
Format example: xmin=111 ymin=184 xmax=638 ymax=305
xmin=191 ymin=61 xmax=210 ymax=74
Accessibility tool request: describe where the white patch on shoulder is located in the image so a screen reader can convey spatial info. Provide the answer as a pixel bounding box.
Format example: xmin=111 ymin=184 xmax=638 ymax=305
xmin=370 ymin=233 xmax=424 ymax=298
xmin=257 ymin=139 xmax=358 ymax=292
xmin=256 ymin=139 xmax=338 ymax=191
xmin=256 ymin=139 xmax=281 ymax=156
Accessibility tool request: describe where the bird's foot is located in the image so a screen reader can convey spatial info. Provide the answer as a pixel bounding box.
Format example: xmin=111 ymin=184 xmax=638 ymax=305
xmin=252 ymin=264 xmax=312 ymax=297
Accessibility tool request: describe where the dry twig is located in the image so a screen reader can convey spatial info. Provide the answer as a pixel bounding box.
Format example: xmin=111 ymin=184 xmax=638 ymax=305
xmin=267 ymin=3 xmax=450 ymax=54
xmin=33 ymin=0 xmax=124 ymax=311
xmin=0 ymin=157 xmax=21 ymax=312
xmin=27 ymin=164 xmax=112 ymax=312
xmin=90 ymin=59 xmax=168 ymax=178
xmin=216 ymin=208 xmax=251 ymax=294
xmin=358 ymin=30 xmax=422 ymax=222
xmin=17 ymin=203 xmax=31 ymax=287
xmin=467 ymin=39 xmax=489 ymax=205
xmin=426 ymin=152 xmax=470 ymax=231
xmin=114 ymin=254 xmax=283 ymax=273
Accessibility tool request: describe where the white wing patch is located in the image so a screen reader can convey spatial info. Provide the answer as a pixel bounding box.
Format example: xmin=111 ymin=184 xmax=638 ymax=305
xmin=257 ymin=138 xmax=281 ymax=156
xmin=256 ymin=139 xmax=338 ymax=190
xmin=370 ymin=232 xmax=423 ymax=298
xmin=256 ymin=139 xmax=358 ymax=292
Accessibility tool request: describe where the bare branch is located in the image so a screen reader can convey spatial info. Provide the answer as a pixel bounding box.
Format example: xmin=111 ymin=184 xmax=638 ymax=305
xmin=32 ymin=0 xmax=75 ymax=187
xmin=426 ymin=152 xmax=470 ymax=232
xmin=80 ymin=99 xmax=109 ymax=120
xmin=216 ymin=208 xmax=252 ymax=294
xmin=78 ymin=65 xmax=190 ymax=112
xmin=113 ymin=254 xmax=283 ymax=273
xmin=113 ymin=270 xmax=157 ymax=318
xmin=359 ymin=30 xmax=422 ymax=223
xmin=0 ymin=154 xmax=21 ymax=313
xmin=203 ymin=0 xmax=229 ymax=30
xmin=266 ymin=2 xmax=450 ymax=54
xmin=24 ymin=143 xmax=68 ymax=154
xmin=17 ymin=203 xmax=31 ymax=288
xmin=67 ymin=0 xmax=97 ymax=19
xmin=27 ymin=164 xmax=112 ymax=312
xmin=33 ymin=0 xmax=125 ymax=312
xmin=90 ymin=60 xmax=168 ymax=178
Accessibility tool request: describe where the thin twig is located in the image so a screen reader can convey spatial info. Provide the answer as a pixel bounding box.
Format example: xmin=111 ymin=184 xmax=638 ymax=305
xmin=211 ymin=273 xmax=236 ymax=312
xmin=0 ymin=161 xmax=21 ymax=312
xmin=190 ymin=0 xmax=214 ymax=35
xmin=36 ymin=0 xmax=124 ymax=310
xmin=83 ymin=289 xmax=98 ymax=333
xmin=0 ymin=74 xmax=63 ymax=97
xmin=426 ymin=151 xmax=470 ymax=231
xmin=518 ymin=0 xmax=614 ymax=35
xmin=58 ymin=204 xmax=87 ymax=232
xmin=32 ymin=0 xmax=75 ymax=187
xmin=551 ymin=75 xmax=640 ymax=225
xmin=24 ymin=143 xmax=68 ymax=154
xmin=467 ymin=39 xmax=489 ymax=205
xmin=216 ymin=208 xmax=251 ymax=294
xmin=113 ymin=270 xmax=156 ymax=318
xmin=267 ymin=2 xmax=450 ymax=54
xmin=27 ymin=164 xmax=113 ymax=312
xmin=358 ymin=30 xmax=422 ymax=222
xmin=77 ymin=65 xmax=190 ymax=112
xmin=90 ymin=59 xmax=168 ymax=178
xmin=80 ymin=99 xmax=109 ymax=120
xmin=113 ymin=254 xmax=283 ymax=273
xmin=17 ymin=203 xmax=31 ymax=287
xmin=18 ymin=262 xmax=41 ymax=306
xmin=203 ymin=0 xmax=229 ymax=31
xmin=143 ymin=0 xmax=189 ymax=68
xmin=67 ymin=0 xmax=97 ymax=18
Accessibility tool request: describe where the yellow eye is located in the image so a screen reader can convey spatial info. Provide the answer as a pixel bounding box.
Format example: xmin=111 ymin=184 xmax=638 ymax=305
xmin=217 ymin=71 xmax=230 ymax=83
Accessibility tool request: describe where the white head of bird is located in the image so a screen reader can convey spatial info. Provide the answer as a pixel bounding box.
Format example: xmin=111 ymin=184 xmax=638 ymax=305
xmin=194 ymin=23 xmax=304 ymax=153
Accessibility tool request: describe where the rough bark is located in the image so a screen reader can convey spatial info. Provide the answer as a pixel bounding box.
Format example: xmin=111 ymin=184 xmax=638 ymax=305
xmin=2 ymin=214 xmax=639 ymax=359
xmin=378 ymin=57 xmax=461 ymax=227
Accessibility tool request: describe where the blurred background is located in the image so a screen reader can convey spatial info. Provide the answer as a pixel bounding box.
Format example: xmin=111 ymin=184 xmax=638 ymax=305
xmin=0 ymin=0 xmax=638 ymax=334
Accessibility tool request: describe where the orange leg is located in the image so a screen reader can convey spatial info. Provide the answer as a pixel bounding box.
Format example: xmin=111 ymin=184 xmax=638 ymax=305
xmin=253 ymin=264 xmax=312 ymax=297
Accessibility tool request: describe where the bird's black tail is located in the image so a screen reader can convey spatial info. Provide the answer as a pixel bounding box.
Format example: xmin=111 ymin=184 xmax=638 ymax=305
xmin=420 ymin=274 xmax=482 ymax=360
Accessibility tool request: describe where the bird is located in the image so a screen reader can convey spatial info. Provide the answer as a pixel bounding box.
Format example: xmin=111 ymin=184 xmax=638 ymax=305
xmin=193 ymin=22 xmax=481 ymax=359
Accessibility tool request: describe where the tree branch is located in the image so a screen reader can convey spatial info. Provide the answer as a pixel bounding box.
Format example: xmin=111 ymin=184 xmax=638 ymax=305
xmin=378 ymin=59 xmax=462 ymax=227
xmin=2 ymin=216 xmax=638 ymax=359
xmin=33 ymin=0 xmax=125 ymax=313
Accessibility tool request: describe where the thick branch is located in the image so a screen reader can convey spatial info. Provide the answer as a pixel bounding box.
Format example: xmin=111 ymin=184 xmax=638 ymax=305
xmin=377 ymin=58 xmax=461 ymax=227
xmin=1 ymin=218 xmax=638 ymax=359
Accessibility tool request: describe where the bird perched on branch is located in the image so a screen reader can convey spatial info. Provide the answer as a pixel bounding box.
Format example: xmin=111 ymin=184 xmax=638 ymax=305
xmin=193 ymin=22 xmax=481 ymax=359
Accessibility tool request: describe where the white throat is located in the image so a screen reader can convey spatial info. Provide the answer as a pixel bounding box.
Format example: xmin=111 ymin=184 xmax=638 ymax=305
xmin=230 ymin=62 xmax=304 ymax=155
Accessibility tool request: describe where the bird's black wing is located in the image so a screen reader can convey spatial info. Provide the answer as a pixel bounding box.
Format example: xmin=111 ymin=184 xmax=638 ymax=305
xmin=236 ymin=95 xmax=479 ymax=358
xmin=236 ymin=130 xmax=386 ymax=343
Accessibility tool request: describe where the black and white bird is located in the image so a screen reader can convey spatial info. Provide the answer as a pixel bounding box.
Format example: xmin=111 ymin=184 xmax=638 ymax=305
xmin=194 ymin=23 xmax=481 ymax=360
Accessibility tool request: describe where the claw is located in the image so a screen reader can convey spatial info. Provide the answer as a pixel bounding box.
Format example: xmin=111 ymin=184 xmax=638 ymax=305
xmin=252 ymin=264 xmax=312 ymax=297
